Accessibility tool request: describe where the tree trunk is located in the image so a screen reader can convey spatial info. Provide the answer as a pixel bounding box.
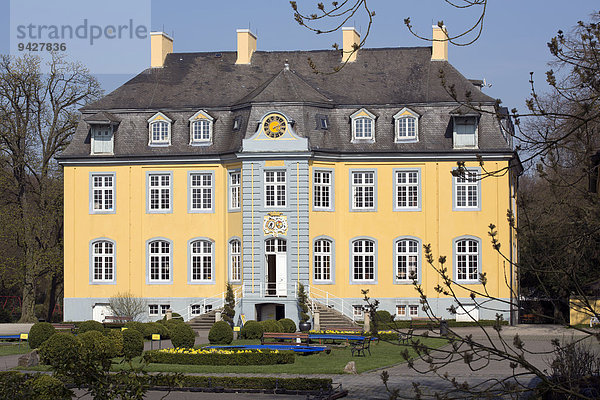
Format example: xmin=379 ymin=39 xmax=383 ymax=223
xmin=19 ymin=271 xmax=37 ymax=323
xmin=46 ymin=272 xmax=59 ymax=322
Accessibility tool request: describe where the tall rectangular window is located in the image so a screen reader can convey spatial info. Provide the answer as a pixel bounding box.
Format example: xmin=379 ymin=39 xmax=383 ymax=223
xmin=148 ymin=173 xmax=171 ymax=212
xmin=352 ymin=239 xmax=375 ymax=281
xmin=190 ymin=172 xmax=212 ymax=211
xmin=229 ymin=171 xmax=241 ymax=211
xmin=91 ymin=174 xmax=115 ymax=212
xmin=229 ymin=240 xmax=241 ymax=282
xmin=148 ymin=240 xmax=170 ymax=282
xmin=313 ymin=170 xmax=332 ymax=210
xmin=92 ymin=240 xmax=114 ymax=282
xmin=265 ymin=171 xmax=286 ymax=207
xmin=455 ymin=170 xmax=479 ymax=209
xmin=314 ymin=239 xmax=332 ymax=281
xmin=395 ymin=170 xmax=419 ymax=210
xmin=190 ymin=240 xmax=212 ymax=282
xmin=456 ymin=238 xmax=479 ymax=281
xmin=351 ymin=171 xmax=375 ymax=210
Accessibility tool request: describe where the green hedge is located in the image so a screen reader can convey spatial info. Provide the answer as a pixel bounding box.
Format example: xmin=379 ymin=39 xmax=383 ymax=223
xmin=150 ymin=375 xmax=332 ymax=391
xmin=0 ymin=372 xmax=71 ymax=400
xmin=143 ymin=349 xmax=295 ymax=366
xmin=370 ymin=319 xmax=509 ymax=330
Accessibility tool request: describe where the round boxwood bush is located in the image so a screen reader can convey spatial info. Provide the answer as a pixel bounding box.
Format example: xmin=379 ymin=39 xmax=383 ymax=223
xmin=39 ymin=332 xmax=80 ymax=370
xmin=123 ymin=321 xmax=146 ymax=336
xmin=122 ymin=328 xmax=144 ymax=360
xmin=144 ymin=322 xmax=170 ymax=339
xmin=278 ymin=318 xmax=297 ymax=333
xmin=28 ymin=322 xmax=56 ymax=349
xmin=375 ymin=310 xmax=393 ymax=324
xmin=240 ymin=320 xmax=264 ymax=339
xmin=159 ymin=318 xmax=185 ymax=334
xmin=79 ymin=331 xmax=114 ymax=369
xmin=77 ymin=320 xmax=104 ymax=334
xmin=104 ymin=329 xmax=124 ymax=357
xmin=31 ymin=375 xmax=71 ymax=400
xmin=208 ymin=321 xmax=233 ymax=345
xmin=260 ymin=319 xmax=283 ymax=333
xmin=169 ymin=323 xmax=196 ymax=348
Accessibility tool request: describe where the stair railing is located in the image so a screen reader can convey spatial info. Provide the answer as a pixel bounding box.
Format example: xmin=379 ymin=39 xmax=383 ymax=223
xmin=308 ymin=285 xmax=357 ymax=322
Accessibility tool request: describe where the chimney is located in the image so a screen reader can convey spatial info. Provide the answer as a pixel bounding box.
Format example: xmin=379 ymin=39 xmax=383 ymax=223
xmin=236 ymin=29 xmax=257 ymax=65
xmin=342 ymin=27 xmax=360 ymax=63
xmin=150 ymin=32 xmax=173 ymax=68
xmin=431 ymin=25 xmax=448 ymax=61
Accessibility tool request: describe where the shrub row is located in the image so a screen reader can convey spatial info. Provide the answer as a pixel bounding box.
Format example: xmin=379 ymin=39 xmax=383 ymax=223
xmin=0 ymin=371 xmax=71 ymax=400
xmin=143 ymin=349 xmax=295 ymax=366
xmin=365 ymin=319 xmax=509 ymax=330
xmin=149 ymin=375 xmax=332 ymax=391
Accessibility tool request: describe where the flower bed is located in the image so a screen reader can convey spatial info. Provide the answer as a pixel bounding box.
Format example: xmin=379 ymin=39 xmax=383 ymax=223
xmin=143 ymin=347 xmax=295 ymax=366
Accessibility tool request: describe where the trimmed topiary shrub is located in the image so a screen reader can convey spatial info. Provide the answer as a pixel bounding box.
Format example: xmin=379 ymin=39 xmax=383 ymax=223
xmin=122 ymin=328 xmax=144 ymax=360
xmin=123 ymin=321 xmax=146 ymax=336
xmin=39 ymin=332 xmax=80 ymax=370
xmin=104 ymin=329 xmax=123 ymax=357
xmin=143 ymin=322 xmax=170 ymax=339
xmin=278 ymin=318 xmax=297 ymax=333
xmin=260 ymin=319 xmax=283 ymax=333
xmin=159 ymin=318 xmax=185 ymax=334
xmin=28 ymin=322 xmax=56 ymax=349
xmin=31 ymin=374 xmax=71 ymax=399
xmin=240 ymin=320 xmax=263 ymax=339
xmin=208 ymin=321 xmax=233 ymax=345
xmin=375 ymin=310 xmax=393 ymax=324
xmin=169 ymin=323 xmax=196 ymax=348
xmin=77 ymin=320 xmax=104 ymax=334
xmin=79 ymin=331 xmax=114 ymax=370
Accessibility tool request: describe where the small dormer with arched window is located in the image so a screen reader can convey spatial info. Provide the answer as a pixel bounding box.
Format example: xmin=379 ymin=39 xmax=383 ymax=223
xmin=147 ymin=112 xmax=172 ymax=146
xmin=188 ymin=110 xmax=214 ymax=145
xmin=393 ymin=108 xmax=419 ymax=143
xmin=350 ymin=108 xmax=376 ymax=143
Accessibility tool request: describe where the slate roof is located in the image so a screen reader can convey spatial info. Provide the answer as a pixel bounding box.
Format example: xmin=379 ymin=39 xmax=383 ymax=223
xmin=83 ymin=111 xmax=121 ymax=124
xmin=60 ymin=45 xmax=513 ymax=160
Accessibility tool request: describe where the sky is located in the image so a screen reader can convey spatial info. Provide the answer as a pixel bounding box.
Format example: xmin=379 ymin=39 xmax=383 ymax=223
xmin=0 ymin=0 xmax=597 ymax=112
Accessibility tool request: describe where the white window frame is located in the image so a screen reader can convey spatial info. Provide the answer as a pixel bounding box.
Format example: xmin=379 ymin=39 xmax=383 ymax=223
xmin=350 ymin=108 xmax=376 ymax=142
xmin=453 ymin=168 xmax=481 ymax=211
xmin=313 ymin=238 xmax=333 ymax=283
xmin=229 ymin=170 xmax=241 ymax=211
xmin=90 ymin=239 xmax=115 ymax=284
xmin=147 ymin=172 xmax=173 ymax=213
xmin=147 ymin=112 xmax=172 ymax=146
xmin=350 ymin=238 xmax=377 ymax=283
xmin=396 ymin=305 xmax=407 ymax=317
xmin=393 ymin=108 xmax=419 ymax=142
xmin=454 ymin=237 xmax=481 ymax=283
xmin=160 ymin=304 xmax=171 ymax=315
xmin=147 ymin=239 xmax=172 ymax=284
xmin=229 ymin=239 xmax=242 ymax=282
xmin=189 ymin=239 xmax=214 ymax=283
xmin=149 ymin=304 xmax=159 ymax=316
xmin=313 ymin=170 xmax=333 ymax=211
xmin=395 ymin=238 xmax=419 ymax=282
xmin=350 ymin=170 xmax=376 ymax=211
xmin=264 ymin=170 xmax=286 ymax=208
xmin=452 ymin=116 xmax=479 ymax=149
xmin=409 ymin=305 xmax=419 ymax=317
xmin=90 ymin=125 xmax=114 ymax=155
xmin=190 ymin=304 xmax=202 ymax=316
xmin=90 ymin=173 xmax=115 ymax=214
xmin=189 ymin=110 xmax=214 ymax=145
xmin=188 ymin=171 xmax=214 ymax=213
xmin=394 ymin=169 xmax=420 ymax=211
xmin=353 ymin=305 xmax=364 ymax=319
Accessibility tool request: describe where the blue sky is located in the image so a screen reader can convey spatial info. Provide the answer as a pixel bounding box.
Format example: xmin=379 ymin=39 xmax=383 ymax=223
xmin=1 ymin=0 xmax=597 ymax=111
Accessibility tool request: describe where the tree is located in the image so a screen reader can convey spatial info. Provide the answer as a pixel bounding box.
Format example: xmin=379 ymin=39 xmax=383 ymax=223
xmin=222 ymin=283 xmax=236 ymax=325
xmin=0 ymin=53 xmax=101 ymax=322
xmin=108 ymin=292 xmax=147 ymax=322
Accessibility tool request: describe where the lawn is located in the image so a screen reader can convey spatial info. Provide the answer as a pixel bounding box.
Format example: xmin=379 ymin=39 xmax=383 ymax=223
xmin=112 ymin=337 xmax=448 ymax=375
xmin=0 ymin=342 xmax=31 ymax=356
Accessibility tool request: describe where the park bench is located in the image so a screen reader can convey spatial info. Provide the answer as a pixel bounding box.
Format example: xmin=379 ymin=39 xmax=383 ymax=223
xmin=51 ymin=323 xmax=76 ymax=333
xmin=520 ymin=314 xmax=535 ymax=324
xmin=349 ymin=337 xmax=372 ymax=357
xmin=410 ymin=318 xmax=437 ymax=329
xmin=102 ymin=316 xmax=133 ymax=327
xmin=261 ymin=332 xmax=310 ymax=345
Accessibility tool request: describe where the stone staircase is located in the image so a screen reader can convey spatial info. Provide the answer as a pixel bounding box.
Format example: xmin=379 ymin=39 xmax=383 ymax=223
xmin=312 ymin=302 xmax=362 ymax=331
xmin=186 ymin=309 xmax=219 ymax=331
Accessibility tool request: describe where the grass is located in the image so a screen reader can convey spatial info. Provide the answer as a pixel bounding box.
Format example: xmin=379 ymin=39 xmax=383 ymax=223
xmin=112 ymin=337 xmax=448 ymax=375
xmin=0 ymin=343 xmax=31 ymax=356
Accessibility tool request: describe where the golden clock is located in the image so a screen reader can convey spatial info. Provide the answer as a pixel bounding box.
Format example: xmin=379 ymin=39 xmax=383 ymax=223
xmin=263 ymin=113 xmax=287 ymax=138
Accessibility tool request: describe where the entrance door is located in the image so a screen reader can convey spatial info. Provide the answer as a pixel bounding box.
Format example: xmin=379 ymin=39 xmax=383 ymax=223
xmin=265 ymin=238 xmax=287 ymax=297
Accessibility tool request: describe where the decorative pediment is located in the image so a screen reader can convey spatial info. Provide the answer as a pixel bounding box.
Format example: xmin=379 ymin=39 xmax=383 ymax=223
xmin=393 ymin=107 xmax=419 ymax=120
xmin=188 ymin=110 xmax=214 ymax=122
xmin=350 ymin=108 xmax=376 ymax=120
xmin=241 ymin=111 xmax=308 ymax=153
xmin=147 ymin=112 xmax=173 ymax=124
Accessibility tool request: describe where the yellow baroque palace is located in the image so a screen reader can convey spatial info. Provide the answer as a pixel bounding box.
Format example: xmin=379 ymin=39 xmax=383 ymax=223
xmin=58 ymin=27 xmax=521 ymax=326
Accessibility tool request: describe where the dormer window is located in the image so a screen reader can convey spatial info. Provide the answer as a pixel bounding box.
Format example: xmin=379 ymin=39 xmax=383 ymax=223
xmin=453 ymin=116 xmax=478 ymax=149
xmin=350 ymin=108 xmax=376 ymax=142
xmin=91 ymin=125 xmax=114 ymax=155
xmin=393 ymin=108 xmax=419 ymax=142
xmin=148 ymin=112 xmax=172 ymax=146
xmin=189 ymin=110 xmax=214 ymax=145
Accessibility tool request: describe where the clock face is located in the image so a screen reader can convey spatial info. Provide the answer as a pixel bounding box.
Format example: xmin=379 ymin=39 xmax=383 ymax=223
xmin=262 ymin=114 xmax=287 ymax=138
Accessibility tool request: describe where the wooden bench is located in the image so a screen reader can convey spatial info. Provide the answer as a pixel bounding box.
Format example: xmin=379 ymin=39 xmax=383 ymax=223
xmin=51 ymin=323 xmax=76 ymax=333
xmin=520 ymin=314 xmax=535 ymax=324
xmin=102 ymin=316 xmax=133 ymax=327
xmin=349 ymin=337 xmax=372 ymax=357
xmin=410 ymin=318 xmax=436 ymax=329
xmin=261 ymin=332 xmax=310 ymax=345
